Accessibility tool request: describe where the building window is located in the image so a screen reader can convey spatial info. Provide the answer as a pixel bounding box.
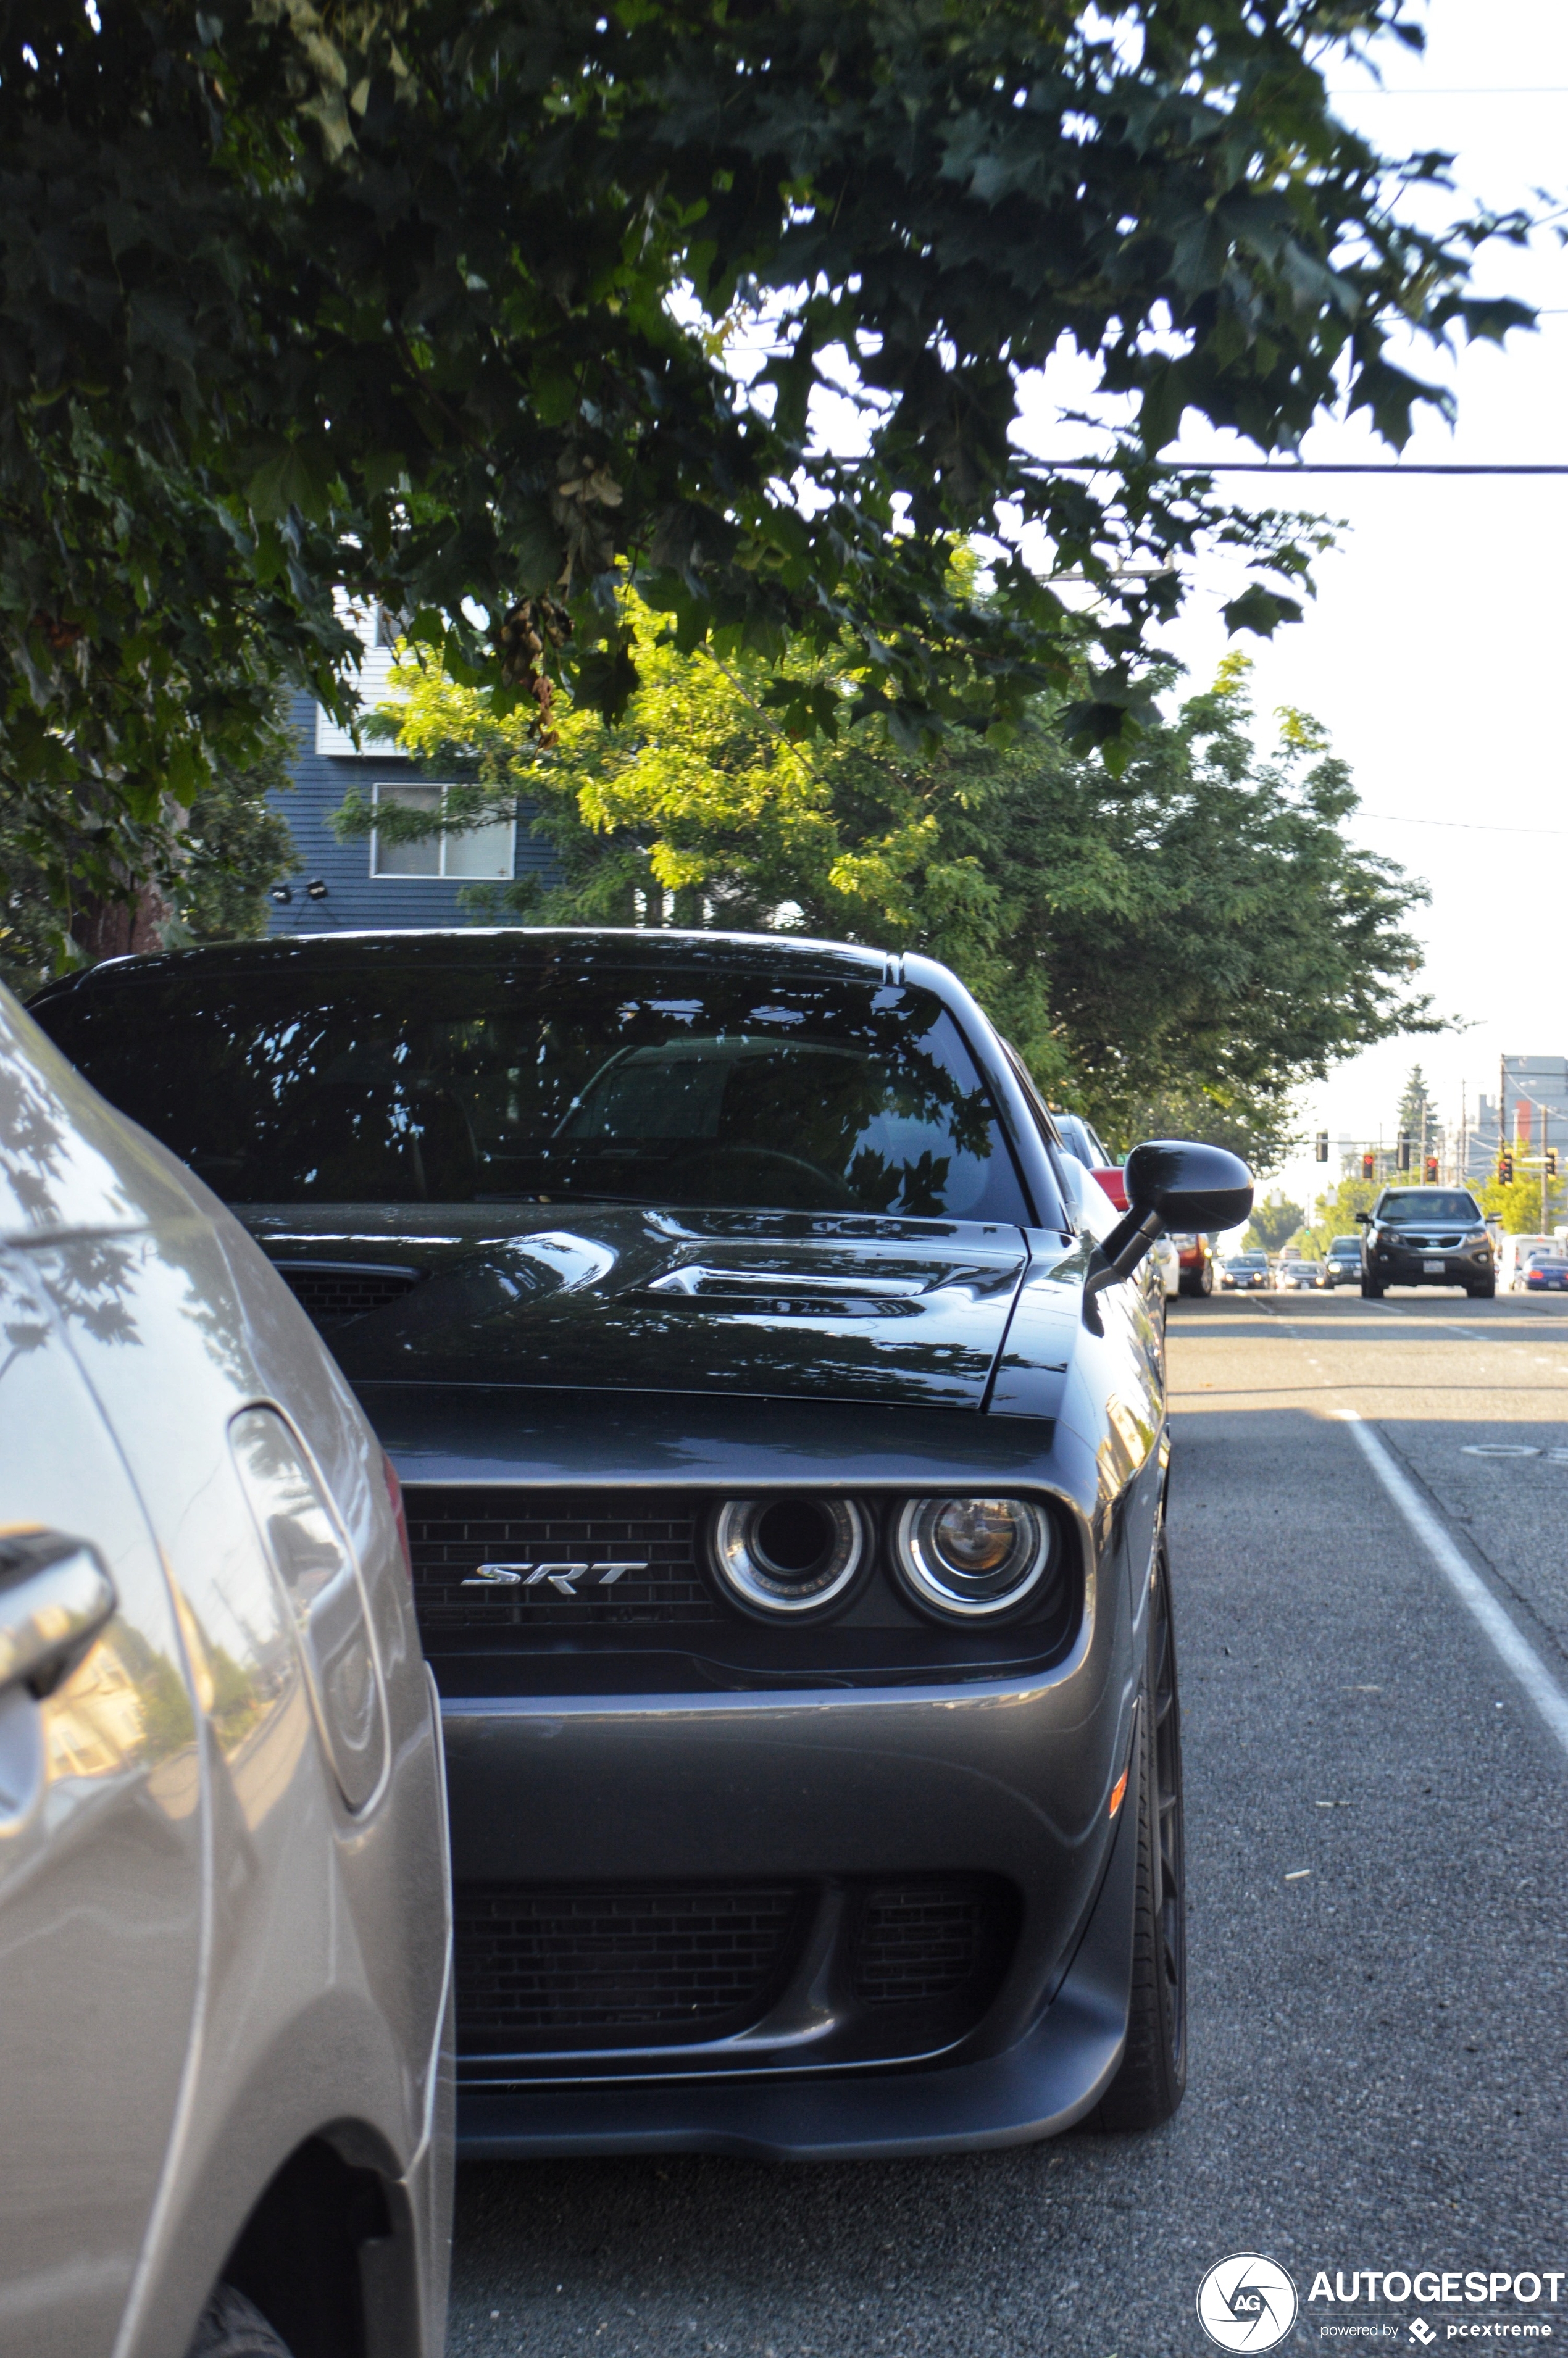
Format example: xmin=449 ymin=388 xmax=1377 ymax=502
xmin=370 ymin=783 xmax=515 ymax=880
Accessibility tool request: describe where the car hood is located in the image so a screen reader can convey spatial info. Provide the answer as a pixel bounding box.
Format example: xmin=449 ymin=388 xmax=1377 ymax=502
xmin=240 ymin=1202 xmax=1032 ymax=1411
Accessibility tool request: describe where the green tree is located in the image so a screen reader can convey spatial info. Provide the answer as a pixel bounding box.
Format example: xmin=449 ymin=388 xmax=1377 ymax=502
xmin=1245 ymin=1195 xmax=1306 ymax=1253
xmin=1 ymin=0 xmax=1533 ymax=962
xmin=1304 ymin=1171 xmax=1383 ymax=1252
xmin=169 ymin=699 xmax=301 ymax=948
xmin=1394 ymin=1062 xmax=1436 ymax=1171
xmin=0 ymin=687 xmax=298 ymax=993
xmin=347 ymin=615 xmax=1436 ymax=1171
xmin=1477 ymin=1170 xmax=1564 ymax=1235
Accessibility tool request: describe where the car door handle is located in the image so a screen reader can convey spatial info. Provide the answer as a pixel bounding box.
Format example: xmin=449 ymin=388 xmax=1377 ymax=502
xmin=0 ymin=1530 xmax=117 ymax=1698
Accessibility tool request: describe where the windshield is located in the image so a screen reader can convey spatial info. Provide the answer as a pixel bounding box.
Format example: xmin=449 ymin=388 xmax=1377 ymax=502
xmin=1375 ymin=1191 xmax=1482 ymax=1227
xmin=1330 ymin=1237 xmax=1360 ymax=1252
xmin=38 ymin=954 xmax=1031 ymax=1222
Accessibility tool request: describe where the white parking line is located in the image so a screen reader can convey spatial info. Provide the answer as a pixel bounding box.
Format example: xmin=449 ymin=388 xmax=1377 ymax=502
xmin=1335 ymin=1410 xmax=1568 ymax=1760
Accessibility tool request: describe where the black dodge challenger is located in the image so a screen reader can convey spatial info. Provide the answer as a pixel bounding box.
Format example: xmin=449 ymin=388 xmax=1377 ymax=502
xmin=31 ymin=928 xmax=1249 ymax=2158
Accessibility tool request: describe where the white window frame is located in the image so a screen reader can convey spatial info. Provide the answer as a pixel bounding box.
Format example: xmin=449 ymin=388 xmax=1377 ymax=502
xmin=369 ymin=782 xmax=516 ymax=881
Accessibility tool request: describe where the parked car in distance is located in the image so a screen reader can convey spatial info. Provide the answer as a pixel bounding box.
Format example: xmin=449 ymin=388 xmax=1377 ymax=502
xmin=0 ymin=985 xmax=452 ymax=2358
xmin=1524 ymin=1253 xmax=1568 ymax=1293
xmin=1049 ymin=1110 xmax=1115 ymax=1177
xmin=1324 ymin=1236 xmax=1362 ymax=1288
xmin=33 ymin=928 xmax=1253 ymax=2162
xmin=1277 ymin=1260 xmax=1322 ymax=1291
xmin=1219 ymin=1251 xmax=1271 ymax=1292
xmin=1497 ymin=1234 xmax=1557 ymax=1294
xmin=1171 ymin=1232 xmax=1214 ymax=1296
xmin=1356 ymin=1186 xmax=1495 ymax=1298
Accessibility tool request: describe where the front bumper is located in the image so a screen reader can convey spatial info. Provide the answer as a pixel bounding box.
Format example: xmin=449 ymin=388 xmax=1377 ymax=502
xmin=456 ymin=1751 xmax=1137 ymax=2161
xmin=440 ymin=1627 xmax=1135 ymax=2157
xmin=1369 ymin=1243 xmax=1493 ymax=1286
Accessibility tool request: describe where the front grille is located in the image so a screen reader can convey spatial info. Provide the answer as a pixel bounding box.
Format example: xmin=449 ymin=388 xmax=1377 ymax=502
xmin=273 ymin=1264 xmax=422 ymax=1327
xmin=456 ymin=1882 xmax=805 ymax=2048
xmin=406 ymin=1486 xmax=718 ymax=1628
xmin=852 ymin=1878 xmax=1007 ymax=2006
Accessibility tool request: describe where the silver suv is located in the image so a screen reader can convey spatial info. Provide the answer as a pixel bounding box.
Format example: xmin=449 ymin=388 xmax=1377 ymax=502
xmin=0 ymin=985 xmax=452 ymax=2358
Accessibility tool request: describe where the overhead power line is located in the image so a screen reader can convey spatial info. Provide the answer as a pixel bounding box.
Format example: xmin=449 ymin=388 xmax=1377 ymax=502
xmin=1041 ymin=460 xmax=1568 ymax=476
xmin=1325 ymin=85 xmax=1568 ymax=96
xmin=1353 ymin=813 xmax=1568 ymax=839
xmin=1185 ymin=462 xmax=1568 ymax=475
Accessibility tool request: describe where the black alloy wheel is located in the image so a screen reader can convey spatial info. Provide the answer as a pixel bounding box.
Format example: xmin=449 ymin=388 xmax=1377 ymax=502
xmin=1092 ymin=1538 xmax=1187 ymax=2131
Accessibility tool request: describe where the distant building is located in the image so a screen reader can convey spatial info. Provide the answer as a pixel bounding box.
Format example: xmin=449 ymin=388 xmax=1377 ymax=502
xmin=265 ymin=608 xmax=558 ymax=935
xmin=1471 ymin=1056 xmax=1568 ymax=1178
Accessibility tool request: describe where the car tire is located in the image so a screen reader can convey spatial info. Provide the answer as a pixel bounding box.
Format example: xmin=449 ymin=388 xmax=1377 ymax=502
xmin=185 ymin=2286 xmax=295 ymax=2358
xmin=1091 ymin=1543 xmax=1186 ymax=2133
xmin=1469 ymin=1280 xmax=1496 ymax=1299
xmin=1360 ymin=1278 xmax=1383 ymax=1299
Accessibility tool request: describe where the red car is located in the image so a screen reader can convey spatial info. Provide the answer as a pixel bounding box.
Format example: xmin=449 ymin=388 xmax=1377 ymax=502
xmin=1169 ymin=1233 xmax=1214 ymax=1297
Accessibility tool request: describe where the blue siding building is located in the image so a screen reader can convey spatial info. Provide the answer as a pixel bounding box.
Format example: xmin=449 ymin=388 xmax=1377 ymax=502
xmin=266 ymin=635 xmax=558 ymax=935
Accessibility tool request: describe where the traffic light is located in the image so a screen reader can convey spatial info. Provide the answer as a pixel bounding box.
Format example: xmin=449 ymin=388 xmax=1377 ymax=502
xmin=1425 ymin=1156 xmax=1439 ymax=1182
xmin=1362 ymin=1152 xmax=1375 ymax=1180
xmin=1548 ymin=1148 xmax=1560 ymax=1179
xmin=1499 ymin=1151 xmax=1514 ymax=1185
xmin=1397 ymin=1131 xmax=1412 ymax=1169
xmin=1315 ymin=1132 xmax=1329 ymax=1163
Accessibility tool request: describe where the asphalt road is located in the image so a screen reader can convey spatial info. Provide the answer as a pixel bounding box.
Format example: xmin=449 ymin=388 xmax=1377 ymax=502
xmin=448 ymin=1289 xmax=1568 ymax=2358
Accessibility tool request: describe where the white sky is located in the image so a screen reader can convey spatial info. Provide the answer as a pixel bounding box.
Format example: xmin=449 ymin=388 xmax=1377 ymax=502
xmin=1116 ymin=0 xmax=1568 ymax=1215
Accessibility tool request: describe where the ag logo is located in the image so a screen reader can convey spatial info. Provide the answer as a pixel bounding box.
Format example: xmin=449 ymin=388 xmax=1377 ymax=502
xmin=1196 ymin=2255 xmax=1299 ymax=2352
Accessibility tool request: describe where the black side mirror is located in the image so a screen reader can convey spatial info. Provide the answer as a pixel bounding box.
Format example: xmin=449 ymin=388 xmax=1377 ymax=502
xmin=1124 ymin=1140 xmax=1255 ymax=1234
xmin=1083 ymin=1139 xmax=1254 ymax=1322
xmin=1354 ymin=1210 xmax=1370 ymax=1224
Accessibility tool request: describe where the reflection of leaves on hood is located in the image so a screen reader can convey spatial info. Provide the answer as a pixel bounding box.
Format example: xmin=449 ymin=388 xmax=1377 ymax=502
xmin=0 ymin=1005 xmax=141 ymax=1236
xmin=40 ymin=1236 xmax=142 ymax=1349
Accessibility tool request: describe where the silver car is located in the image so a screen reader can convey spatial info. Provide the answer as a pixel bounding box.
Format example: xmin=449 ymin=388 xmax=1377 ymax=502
xmin=0 ymin=985 xmax=452 ymax=2358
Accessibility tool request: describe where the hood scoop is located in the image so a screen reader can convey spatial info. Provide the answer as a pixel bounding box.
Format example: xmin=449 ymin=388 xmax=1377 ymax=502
xmin=639 ymin=1262 xmax=946 ymax=1321
xmin=272 ymin=1260 xmax=427 ymax=1331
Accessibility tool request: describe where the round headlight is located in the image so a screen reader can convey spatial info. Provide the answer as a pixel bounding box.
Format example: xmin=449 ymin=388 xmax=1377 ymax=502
xmin=709 ymin=1496 xmax=868 ymax=1618
xmin=893 ymin=1497 xmax=1053 ymax=1621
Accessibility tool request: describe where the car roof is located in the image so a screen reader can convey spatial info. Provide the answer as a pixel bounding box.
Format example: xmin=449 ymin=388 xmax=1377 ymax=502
xmin=30 ymin=926 xmax=905 ymax=1002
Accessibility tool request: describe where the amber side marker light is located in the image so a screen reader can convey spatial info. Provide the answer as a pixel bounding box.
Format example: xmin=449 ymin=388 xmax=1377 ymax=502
xmin=1108 ymin=1765 xmax=1130 ymax=1820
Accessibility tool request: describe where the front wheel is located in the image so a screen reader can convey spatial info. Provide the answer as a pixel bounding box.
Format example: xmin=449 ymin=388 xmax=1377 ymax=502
xmin=1360 ymin=1277 xmax=1383 ymax=1299
xmin=1092 ymin=1544 xmax=1186 ymax=2131
xmin=1469 ymin=1280 xmax=1496 ymax=1299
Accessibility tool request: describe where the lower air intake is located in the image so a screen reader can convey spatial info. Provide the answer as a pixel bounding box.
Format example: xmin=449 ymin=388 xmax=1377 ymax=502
xmin=852 ymin=1877 xmax=1013 ymax=2006
xmin=456 ymin=1881 xmax=806 ymax=2049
